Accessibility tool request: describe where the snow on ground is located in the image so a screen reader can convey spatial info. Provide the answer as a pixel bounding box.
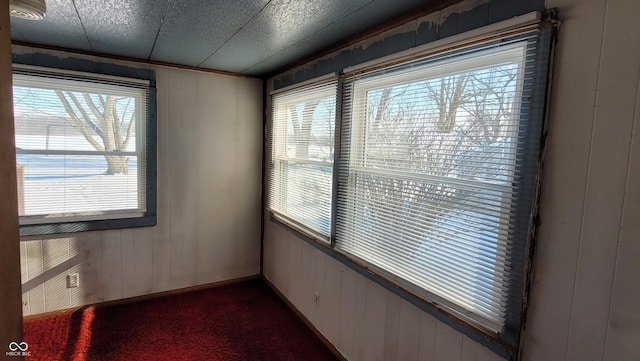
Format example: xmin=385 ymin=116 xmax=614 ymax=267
xmin=17 ymin=154 xmax=141 ymax=216
xmin=22 ymin=174 xmax=139 ymax=215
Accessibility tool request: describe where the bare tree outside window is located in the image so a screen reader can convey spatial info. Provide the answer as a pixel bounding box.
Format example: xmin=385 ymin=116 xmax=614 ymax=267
xmin=12 ymin=73 xmax=149 ymax=221
xmin=357 ymin=63 xmax=520 ymax=251
xmin=270 ymin=91 xmax=336 ymax=235
xmin=55 ymin=91 xmax=136 ymax=175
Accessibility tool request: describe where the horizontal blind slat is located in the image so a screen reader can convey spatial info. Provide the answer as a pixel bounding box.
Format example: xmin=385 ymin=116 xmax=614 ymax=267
xmin=268 ymin=80 xmax=338 ymax=239
xmin=335 ymin=31 xmax=542 ymax=332
xmin=13 ymin=70 xmax=149 ymax=222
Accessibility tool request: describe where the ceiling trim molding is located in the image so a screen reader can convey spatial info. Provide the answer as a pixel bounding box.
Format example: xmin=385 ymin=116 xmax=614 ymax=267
xmin=11 ymin=40 xmax=261 ymax=79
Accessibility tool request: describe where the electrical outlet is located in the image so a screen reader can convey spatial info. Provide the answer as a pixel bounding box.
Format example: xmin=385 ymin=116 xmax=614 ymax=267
xmin=314 ymin=292 xmax=320 ymax=308
xmin=67 ymin=273 xmax=79 ymax=288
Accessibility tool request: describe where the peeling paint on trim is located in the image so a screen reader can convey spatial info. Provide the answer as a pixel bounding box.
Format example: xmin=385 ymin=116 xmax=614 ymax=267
xmin=272 ymin=0 xmax=526 ymax=89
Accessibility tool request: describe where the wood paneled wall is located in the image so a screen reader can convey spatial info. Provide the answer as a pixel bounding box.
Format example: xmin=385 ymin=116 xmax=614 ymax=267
xmin=523 ymin=0 xmax=640 ymax=360
xmin=264 ymin=0 xmax=640 ymax=360
xmin=263 ymin=222 xmax=504 ymax=361
xmin=16 ymin=47 xmax=263 ymax=316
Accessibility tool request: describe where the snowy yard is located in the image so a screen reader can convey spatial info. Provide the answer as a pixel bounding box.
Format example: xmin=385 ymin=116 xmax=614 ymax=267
xmin=17 ymin=154 xmax=140 ymax=216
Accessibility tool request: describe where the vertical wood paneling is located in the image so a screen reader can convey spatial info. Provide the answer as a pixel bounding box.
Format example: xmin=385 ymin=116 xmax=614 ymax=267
xmin=397 ymin=299 xmax=421 ymax=361
xmin=195 ymin=71 xmax=220 ymax=284
xmin=299 ymin=242 xmax=314 ymax=320
xmin=384 ymin=292 xmax=401 ymax=361
xmin=261 ymin=224 xmax=278 ymax=289
xmin=434 ymin=321 xmax=463 ymax=361
xmin=361 ymin=282 xmax=387 ymax=361
xmin=565 ymin=0 xmax=640 ymax=359
xmin=321 ymin=256 xmax=342 ymax=343
xmin=338 ymin=264 xmax=358 ymax=360
xmin=603 ymin=58 xmax=640 ymax=361
xmin=68 ymin=236 xmax=86 ymax=308
xmin=42 ymin=238 xmax=71 ymax=312
xmin=264 ymin=223 xmax=515 ymax=361
xmin=234 ymin=77 xmax=262 ymax=276
xmin=353 ymin=274 xmax=368 ymax=361
xmin=522 ymin=0 xmax=607 ymax=359
xmin=167 ymin=67 xmax=182 ymax=288
xmin=417 ymin=312 xmax=437 ymax=361
xmin=100 ymin=230 xmax=122 ymax=301
xmin=20 ymin=241 xmax=28 ymax=314
xmin=24 ymin=240 xmax=45 ymax=315
xmin=19 ymin=55 xmax=263 ymax=316
xmin=151 ymin=215 xmax=172 ymax=291
xmin=120 ymin=228 xmax=135 ymax=298
xmin=286 ymin=231 xmax=304 ymax=306
xmin=133 ymin=227 xmax=153 ymax=295
xmin=151 ymin=66 xmax=173 ymax=292
xmin=77 ymin=232 xmax=102 ymax=305
xmin=461 ymin=336 xmax=504 ymax=361
xmin=276 ymin=232 xmax=292 ymax=298
xmin=310 ymin=243 xmax=326 ymax=326
xmin=216 ymin=75 xmax=240 ymax=278
xmin=177 ymin=70 xmax=198 ymax=288
xmin=207 ymin=71 xmax=228 ymax=283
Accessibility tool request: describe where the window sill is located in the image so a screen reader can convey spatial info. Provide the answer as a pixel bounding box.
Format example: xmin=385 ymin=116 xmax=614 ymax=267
xmin=269 ymin=211 xmax=330 ymax=245
xmin=19 ymin=214 xmax=156 ymax=237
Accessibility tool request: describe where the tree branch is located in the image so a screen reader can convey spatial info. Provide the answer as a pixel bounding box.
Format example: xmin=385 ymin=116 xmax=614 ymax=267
xmin=55 ymin=91 xmax=105 ymax=152
xmin=66 ymin=92 xmax=105 ymax=140
xmin=82 ymin=94 xmax=105 ymax=123
xmin=123 ymin=112 xmax=135 ymax=149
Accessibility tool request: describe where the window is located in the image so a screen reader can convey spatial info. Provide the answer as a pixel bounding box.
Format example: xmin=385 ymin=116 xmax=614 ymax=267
xmin=268 ymin=79 xmax=337 ymax=240
xmin=13 ymin=65 xmax=156 ymax=236
xmin=334 ymin=27 xmax=550 ymax=344
xmin=336 ymin=43 xmax=529 ymax=332
xmin=268 ymin=17 xmax=553 ymax=355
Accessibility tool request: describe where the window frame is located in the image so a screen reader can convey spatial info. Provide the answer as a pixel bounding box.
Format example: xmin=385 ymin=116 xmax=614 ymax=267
xmin=268 ymin=79 xmax=338 ymax=242
xmin=12 ymin=62 xmax=157 ymax=237
xmin=267 ymin=13 xmax=554 ymax=360
xmin=338 ymin=44 xmax=528 ymax=333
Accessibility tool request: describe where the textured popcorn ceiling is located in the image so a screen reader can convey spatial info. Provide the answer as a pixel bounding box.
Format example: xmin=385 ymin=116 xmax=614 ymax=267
xmin=9 ymin=0 xmax=453 ymax=76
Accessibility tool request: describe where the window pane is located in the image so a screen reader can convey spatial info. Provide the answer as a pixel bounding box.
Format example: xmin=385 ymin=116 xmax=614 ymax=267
xmin=269 ymin=80 xmax=337 ymax=238
xmin=336 ymin=44 xmax=530 ymax=331
xmin=283 ymin=161 xmax=332 ymax=233
xmin=284 ymin=98 xmax=335 ymax=162
xmin=14 ymin=87 xmax=138 ymax=153
xmin=17 ymin=154 xmax=139 ymax=216
xmin=13 ymin=71 xmax=148 ymax=225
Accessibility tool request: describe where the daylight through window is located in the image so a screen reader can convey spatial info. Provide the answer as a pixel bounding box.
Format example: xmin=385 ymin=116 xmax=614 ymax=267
xmin=267 ymin=22 xmax=553 ymax=347
xmin=13 ymin=67 xmax=154 ymax=234
xmin=268 ymin=79 xmax=337 ymax=240
xmin=336 ymin=43 xmax=530 ymax=332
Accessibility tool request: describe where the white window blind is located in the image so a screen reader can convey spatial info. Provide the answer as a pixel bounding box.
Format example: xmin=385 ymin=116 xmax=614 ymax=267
xmin=336 ymin=32 xmax=542 ymax=332
xmin=268 ymin=79 xmax=337 ymax=240
xmin=13 ymin=69 xmax=149 ymax=225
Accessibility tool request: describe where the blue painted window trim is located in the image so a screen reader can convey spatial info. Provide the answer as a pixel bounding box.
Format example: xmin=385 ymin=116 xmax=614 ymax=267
xmin=12 ymin=53 xmax=157 ymax=237
xmin=268 ymin=20 xmax=556 ymax=361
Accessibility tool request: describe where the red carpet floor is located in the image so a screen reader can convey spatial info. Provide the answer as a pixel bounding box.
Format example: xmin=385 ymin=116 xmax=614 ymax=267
xmin=23 ymin=279 xmax=340 ymax=361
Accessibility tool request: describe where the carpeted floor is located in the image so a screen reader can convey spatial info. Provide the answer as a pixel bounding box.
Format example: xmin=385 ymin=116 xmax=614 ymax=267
xmin=23 ymin=279 xmax=340 ymax=361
